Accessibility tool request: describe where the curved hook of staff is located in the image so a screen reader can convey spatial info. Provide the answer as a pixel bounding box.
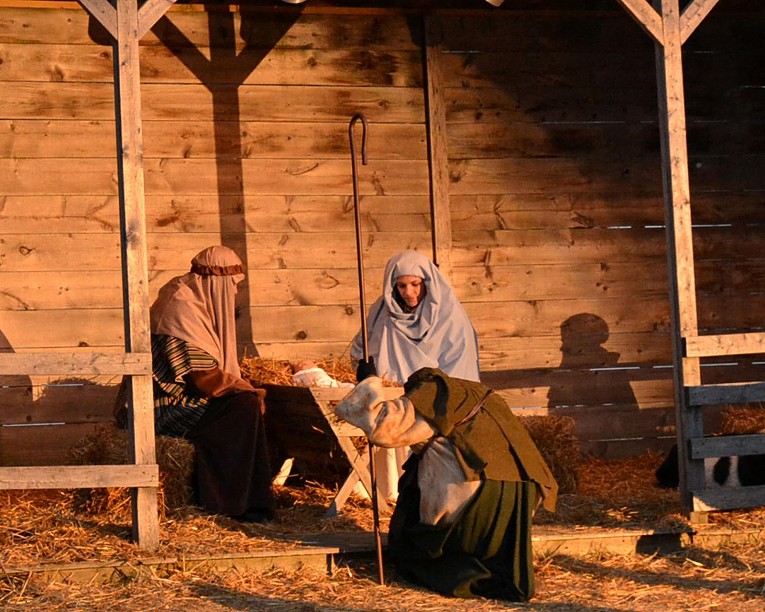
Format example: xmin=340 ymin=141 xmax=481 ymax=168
xmin=349 ymin=112 xmax=371 ymax=363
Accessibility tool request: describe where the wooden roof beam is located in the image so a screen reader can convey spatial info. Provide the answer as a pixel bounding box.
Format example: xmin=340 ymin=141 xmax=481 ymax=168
xmin=77 ymin=0 xmax=116 ymax=39
xmin=77 ymin=0 xmax=179 ymax=42
xmin=614 ymin=0 xmax=663 ymax=46
xmin=138 ymin=0 xmax=179 ymax=39
xmin=680 ymin=0 xmax=720 ymax=45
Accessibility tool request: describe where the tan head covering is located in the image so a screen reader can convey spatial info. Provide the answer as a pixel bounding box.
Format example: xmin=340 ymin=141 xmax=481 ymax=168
xmin=150 ymin=246 xmax=246 ymax=376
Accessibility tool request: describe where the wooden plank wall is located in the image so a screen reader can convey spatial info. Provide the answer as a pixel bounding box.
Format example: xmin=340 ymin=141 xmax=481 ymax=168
xmin=0 ymin=3 xmax=431 ymax=464
xmin=0 ymin=1 xmax=762 ymax=463
xmin=433 ymin=4 xmax=765 ymax=455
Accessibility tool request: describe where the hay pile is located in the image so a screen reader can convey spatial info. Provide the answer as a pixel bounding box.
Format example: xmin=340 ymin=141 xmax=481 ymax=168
xmin=720 ymin=403 xmax=765 ymax=434
xmin=66 ymin=424 xmax=196 ymax=518
xmin=519 ymin=415 xmax=581 ymax=494
xmin=4 ymin=452 xmax=765 ymax=612
xmin=240 ymin=356 xmax=405 ymax=387
xmin=240 ymin=356 xmax=357 ymax=387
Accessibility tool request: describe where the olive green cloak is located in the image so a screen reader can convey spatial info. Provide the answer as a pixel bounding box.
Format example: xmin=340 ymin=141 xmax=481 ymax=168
xmin=403 ymin=367 xmax=557 ymax=511
xmin=387 ymin=368 xmax=558 ymax=601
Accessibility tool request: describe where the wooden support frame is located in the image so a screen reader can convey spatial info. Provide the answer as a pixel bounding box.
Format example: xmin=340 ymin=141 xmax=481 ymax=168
xmin=422 ymin=13 xmax=453 ymax=281
xmin=311 ymin=387 xmax=403 ymax=517
xmin=689 ymin=435 xmax=765 ymax=460
xmin=653 ymin=0 xmax=705 ymax=515
xmin=685 ymin=332 xmax=765 ymax=358
xmin=0 ymin=465 xmax=158 ymax=490
xmin=112 ymin=0 xmax=160 ymax=550
xmin=0 ymin=0 xmax=177 ymax=551
xmin=688 ymin=382 xmax=765 ymax=407
xmin=0 ymin=353 xmax=151 ymax=376
xmin=0 ymin=353 xmax=151 ymax=488
xmin=616 ymin=0 xmax=764 ymax=517
xmin=615 ymin=0 xmax=664 ymax=44
xmin=693 ymin=485 xmax=765 ymax=513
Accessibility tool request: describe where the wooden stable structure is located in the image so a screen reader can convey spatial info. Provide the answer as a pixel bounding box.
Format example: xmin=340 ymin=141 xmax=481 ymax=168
xmin=617 ymin=0 xmax=765 ymax=517
xmin=0 ymin=0 xmax=763 ymax=546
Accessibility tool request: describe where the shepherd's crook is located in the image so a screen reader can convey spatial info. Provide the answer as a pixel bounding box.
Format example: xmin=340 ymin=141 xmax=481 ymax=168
xmin=349 ymin=112 xmax=385 ymax=586
xmin=350 ymin=113 xmax=370 ymax=362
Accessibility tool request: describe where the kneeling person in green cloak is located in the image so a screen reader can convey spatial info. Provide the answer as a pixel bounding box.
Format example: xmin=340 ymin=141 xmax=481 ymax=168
xmin=334 ymin=367 xmax=557 ymax=601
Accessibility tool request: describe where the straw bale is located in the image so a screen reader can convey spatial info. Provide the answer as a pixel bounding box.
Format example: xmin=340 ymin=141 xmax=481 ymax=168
xmin=519 ymin=414 xmax=581 ymax=494
xmin=720 ymin=403 xmax=765 ymax=434
xmin=66 ymin=424 xmax=196 ymax=518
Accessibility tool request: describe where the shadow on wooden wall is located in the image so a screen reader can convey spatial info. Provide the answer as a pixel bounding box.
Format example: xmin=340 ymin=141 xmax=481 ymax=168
xmin=88 ymin=8 xmax=306 ymax=358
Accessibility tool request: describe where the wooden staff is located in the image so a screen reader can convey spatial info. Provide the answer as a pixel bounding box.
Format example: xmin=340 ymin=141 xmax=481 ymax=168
xmin=349 ymin=112 xmax=385 ymax=586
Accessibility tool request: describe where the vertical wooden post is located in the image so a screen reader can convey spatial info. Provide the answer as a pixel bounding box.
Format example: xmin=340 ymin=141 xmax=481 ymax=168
xmin=422 ymin=13 xmax=453 ymax=281
xmin=114 ymin=0 xmax=159 ymax=549
xmin=653 ymin=0 xmax=704 ymax=513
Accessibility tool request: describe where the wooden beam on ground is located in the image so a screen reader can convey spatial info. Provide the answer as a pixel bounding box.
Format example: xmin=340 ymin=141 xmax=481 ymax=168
xmin=615 ymin=0 xmax=664 ymax=45
xmin=685 ymin=332 xmax=765 ymax=358
xmin=77 ymin=0 xmax=117 ymax=39
xmin=137 ymin=0 xmax=178 ymax=39
xmin=0 ymin=465 xmax=158 ymax=490
xmin=689 ymin=434 xmax=765 ymax=460
xmin=2 ymin=548 xmax=339 ymax=583
xmin=422 ymin=14 xmax=453 ymax=281
xmin=0 ymin=352 xmax=151 ymax=376
xmin=680 ymin=0 xmax=720 ymax=44
xmin=113 ymin=0 xmax=159 ymax=551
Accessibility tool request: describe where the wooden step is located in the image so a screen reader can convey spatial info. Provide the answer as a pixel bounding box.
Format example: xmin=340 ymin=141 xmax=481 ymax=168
xmin=4 ymin=526 xmax=761 ymax=586
xmin=2 ymin=546 xmax=340 ymax=585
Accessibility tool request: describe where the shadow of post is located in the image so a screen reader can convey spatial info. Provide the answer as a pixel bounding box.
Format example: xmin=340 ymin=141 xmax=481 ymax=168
xmin=151 ymin=9 xmax=302 ymax=356
xmin=90 ymin=8 xmax=304 ymax=357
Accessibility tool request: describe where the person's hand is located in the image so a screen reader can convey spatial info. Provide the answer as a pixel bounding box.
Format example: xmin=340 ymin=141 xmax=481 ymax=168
xmin=355 ymin=357 xmax=377 ymax=382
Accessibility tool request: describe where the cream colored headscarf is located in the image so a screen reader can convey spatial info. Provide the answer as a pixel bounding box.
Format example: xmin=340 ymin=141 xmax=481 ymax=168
xmin=150 ymin=246 xmax=246 ymax=376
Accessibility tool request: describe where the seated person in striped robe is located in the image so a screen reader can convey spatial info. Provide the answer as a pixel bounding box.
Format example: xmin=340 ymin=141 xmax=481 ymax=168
xmin=115 ymin=245 xmax=275 ymax=523
xmin=334 ymin=368 xmax=558 ymax=602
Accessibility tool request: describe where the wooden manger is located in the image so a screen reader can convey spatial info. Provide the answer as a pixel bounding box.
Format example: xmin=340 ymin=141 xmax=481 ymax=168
xmin=262 ymin=384 xmax=404 ymax=517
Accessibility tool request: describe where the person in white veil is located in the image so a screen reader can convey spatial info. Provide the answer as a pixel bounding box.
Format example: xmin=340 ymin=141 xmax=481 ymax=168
xmin=352 ymin=250 xmax=480 ymax=383
xmin=350 ymin=250 xmax=481 ymax=499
